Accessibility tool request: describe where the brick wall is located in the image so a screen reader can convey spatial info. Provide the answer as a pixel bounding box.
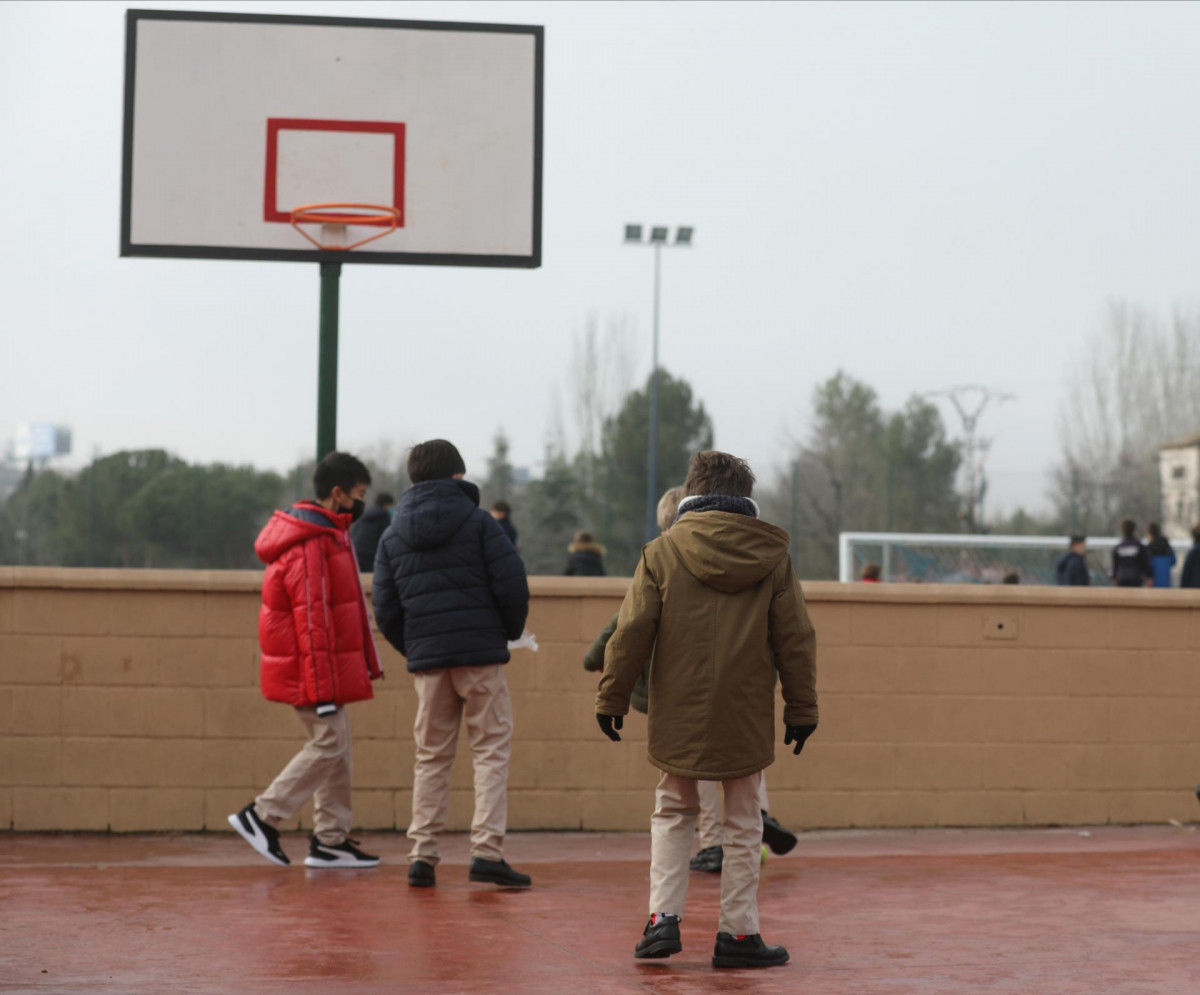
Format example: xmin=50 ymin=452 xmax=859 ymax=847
xmin=2 ymin=567 xmax=1199 ymax=832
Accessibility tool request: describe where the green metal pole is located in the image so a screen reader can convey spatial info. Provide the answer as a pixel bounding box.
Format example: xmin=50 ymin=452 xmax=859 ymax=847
xmin=316 ymin=262 xmax=342 ymax=461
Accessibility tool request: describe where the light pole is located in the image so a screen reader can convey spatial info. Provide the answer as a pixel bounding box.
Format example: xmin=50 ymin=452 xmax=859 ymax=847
xmin=624 ymin=223 xmax=693 ymax=542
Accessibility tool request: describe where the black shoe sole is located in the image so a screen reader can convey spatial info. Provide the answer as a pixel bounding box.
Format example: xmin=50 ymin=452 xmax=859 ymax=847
xmin=762 ymin=822 xmax=798 ymax=857
xmin=468 ymin=872 xmax=531 ymax=888
xmin=712 ymin=951 xmax=790 ymax=969
xmin=408 ymin=877 xmax=436 ymax=887
xmin=635 ymin=939 xmax=682 ymax=959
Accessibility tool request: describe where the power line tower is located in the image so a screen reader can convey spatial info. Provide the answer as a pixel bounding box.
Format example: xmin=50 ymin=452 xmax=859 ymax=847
xmin=924 ymin=385 xmax=1014 ymax=531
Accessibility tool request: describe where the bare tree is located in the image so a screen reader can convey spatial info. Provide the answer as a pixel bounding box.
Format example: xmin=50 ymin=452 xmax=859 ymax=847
xmin=1054 ymin=302 xmax=1200 ymax=532
xmin=569 ymin=311 xmax=636 ymax=502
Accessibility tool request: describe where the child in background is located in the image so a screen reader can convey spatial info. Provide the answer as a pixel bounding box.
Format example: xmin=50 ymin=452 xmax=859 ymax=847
xmin=1145 ymin=522 xmax=1176 ymax=588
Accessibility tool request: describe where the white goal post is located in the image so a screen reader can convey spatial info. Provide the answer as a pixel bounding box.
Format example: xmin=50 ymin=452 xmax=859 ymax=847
xmin=838 ymin=532 xmax=1192 ymax=585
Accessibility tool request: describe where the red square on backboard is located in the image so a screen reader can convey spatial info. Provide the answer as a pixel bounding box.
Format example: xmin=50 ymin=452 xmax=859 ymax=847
xmin=263 ymin=118 xmax=406 ymax=225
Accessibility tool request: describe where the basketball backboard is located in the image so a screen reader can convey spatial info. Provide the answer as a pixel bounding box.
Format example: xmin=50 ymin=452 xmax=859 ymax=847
xmin=121 ymin=9 xmax=543 ymax=267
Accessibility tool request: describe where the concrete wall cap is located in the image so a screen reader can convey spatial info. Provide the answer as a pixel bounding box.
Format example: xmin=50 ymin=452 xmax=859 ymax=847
xmin=4 ymin=568 xmax=1200 ymax=609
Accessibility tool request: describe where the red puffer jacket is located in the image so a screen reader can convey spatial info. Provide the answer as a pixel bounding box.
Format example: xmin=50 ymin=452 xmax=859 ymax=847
xmin=254 ymin=502 xmax=383 ymax=707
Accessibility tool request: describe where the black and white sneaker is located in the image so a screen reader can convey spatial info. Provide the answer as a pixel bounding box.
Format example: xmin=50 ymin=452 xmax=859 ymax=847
xmin=227 ymin=803 xmax=289 ymax=866
xmin=304 ymin=837 xmax=380 ymax=869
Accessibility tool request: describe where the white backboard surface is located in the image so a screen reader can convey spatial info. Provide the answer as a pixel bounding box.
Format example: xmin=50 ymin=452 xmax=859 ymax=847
xmin=121 ymin=10 xmax=543 ymax=267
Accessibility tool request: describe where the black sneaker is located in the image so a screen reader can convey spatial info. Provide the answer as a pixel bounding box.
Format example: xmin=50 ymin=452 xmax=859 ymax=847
xmin=635 ymin=914 xmax=682 ymax=958
xmin=468 ymin=857 xmax=532 ymax=888
xmin=689 ymin=845 xmax=723 ymax=872
xmin=712 ymin=932 xmax=789 ymax=969
xmin=227 ymin=803 xmax=289 ymax=866
xmin=408 ymin=859 xmax=436 ymax=887
xmin=304 ymin=837 xmax=380 ymax=869
xmin=761 ymin=811 xmax=798 ymax=856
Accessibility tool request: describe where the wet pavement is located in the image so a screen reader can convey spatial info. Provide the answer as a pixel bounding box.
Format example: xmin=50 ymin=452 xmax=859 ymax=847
xmin=2 ymin=826 xmax=1199 ymax=993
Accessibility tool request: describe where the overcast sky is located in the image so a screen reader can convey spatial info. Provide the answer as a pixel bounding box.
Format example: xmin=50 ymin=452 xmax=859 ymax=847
xmin=4 ymin=0 xmax=1200 ymax=516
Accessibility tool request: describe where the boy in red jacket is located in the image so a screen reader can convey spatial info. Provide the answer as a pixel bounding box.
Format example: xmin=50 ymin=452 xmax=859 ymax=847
xmin=228 ymin=452 xmax=384 ymax=868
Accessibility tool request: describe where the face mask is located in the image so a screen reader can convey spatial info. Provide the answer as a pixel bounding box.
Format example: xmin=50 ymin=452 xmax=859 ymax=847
xmin=345 ymin=498 xmax=365 ymax=523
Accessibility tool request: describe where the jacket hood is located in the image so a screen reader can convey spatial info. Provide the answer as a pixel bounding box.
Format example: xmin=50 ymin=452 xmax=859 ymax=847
xmin=396 ymin=479 xmax=481 ymax=550
xmin=255 ymin=503 xmax=348 ymax=564
xmin=664 ymin=511 xmax=789 ymax=593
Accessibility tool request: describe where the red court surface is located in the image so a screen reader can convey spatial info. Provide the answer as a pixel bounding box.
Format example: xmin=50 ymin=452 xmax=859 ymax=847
xmin=3 ymin=826 xmax=1199 ymax=993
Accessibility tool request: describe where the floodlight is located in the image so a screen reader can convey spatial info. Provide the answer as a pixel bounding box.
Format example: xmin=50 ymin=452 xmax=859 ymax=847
xmin=649 ymin=226 xmax=669 ymax=243
xmin=675 ymin=226 xmax=694 ymax=246
xmin=624 ymin=224 xmax=643 ymax=243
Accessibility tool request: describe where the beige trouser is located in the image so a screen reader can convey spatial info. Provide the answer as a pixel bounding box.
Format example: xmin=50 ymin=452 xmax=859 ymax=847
xmin=651 ymin=770 xmax=764 ymax=935
xmin=254 ymin=706 xmax=352 ymax=846
xmin=697 ymin=776 xmax=771 ymax=850
xmin=408 ymin=664 xmax=513 ymax=865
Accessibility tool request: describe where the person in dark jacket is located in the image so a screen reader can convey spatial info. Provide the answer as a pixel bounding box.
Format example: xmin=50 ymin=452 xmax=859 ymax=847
xmin=1055 ymin=536 xmax=1090 ymax=586
xmin=1111 ymin=518 xmax=1152 ymax=588
xmin=373 ymin=440 xmax=532 ymax=890
xmin=564 ymin=531 xmax=607 ymax=576
xmin=1145 ymin=522 xmax=1176 ymax=588
xmin=1180 ymin=525 xmax=1200 ymax=589
xmin=351 ymin=492 xmax=394 ymax=571
xmin=490 ymin=500 xmax=519 ymax=550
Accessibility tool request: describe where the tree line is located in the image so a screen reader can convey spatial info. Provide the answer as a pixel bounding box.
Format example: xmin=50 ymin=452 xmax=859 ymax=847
xmin=0 ymin=366 xmax=965 ymax=578
xmin=10 ymin=301 xmax=1187 ymax=576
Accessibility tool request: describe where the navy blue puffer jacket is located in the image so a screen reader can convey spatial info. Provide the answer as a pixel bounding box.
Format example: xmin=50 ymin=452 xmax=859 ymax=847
xmin=372 ymin=479 xmax=529 ymax=673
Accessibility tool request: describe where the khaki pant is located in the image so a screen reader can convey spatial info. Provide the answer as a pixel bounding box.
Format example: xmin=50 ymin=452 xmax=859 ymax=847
xmin=254 ymin=706 xmax=352 ymax=846
xmin=650 ymin=771 xmax=764 ymax=935
xmin=697 ymin=776 xmax=771 ymax=850
xmin=408 ymin=664 xmax=512 ymax=865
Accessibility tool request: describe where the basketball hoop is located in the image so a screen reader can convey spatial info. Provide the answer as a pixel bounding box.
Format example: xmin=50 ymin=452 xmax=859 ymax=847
xmin=290 ymin=203 xmax=400 ymax=251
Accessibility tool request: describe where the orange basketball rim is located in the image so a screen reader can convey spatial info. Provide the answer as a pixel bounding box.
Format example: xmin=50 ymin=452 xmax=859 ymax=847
xmin=290 ymin=203 xmax=400 ymax=251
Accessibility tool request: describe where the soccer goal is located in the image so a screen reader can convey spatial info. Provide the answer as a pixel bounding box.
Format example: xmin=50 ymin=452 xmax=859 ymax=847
xmin=837 ymin=532 xmax=1192 ymax=585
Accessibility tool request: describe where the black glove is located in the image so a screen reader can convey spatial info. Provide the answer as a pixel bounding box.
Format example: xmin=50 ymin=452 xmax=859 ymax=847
xmin=597 ymin=714 xmax=624 ymax=742
xmin=784 ymin=723 xmax=816 ymax=756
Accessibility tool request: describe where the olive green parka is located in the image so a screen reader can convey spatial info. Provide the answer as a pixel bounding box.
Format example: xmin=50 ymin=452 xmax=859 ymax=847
xmin=595 ymin=510 xmax=817 ymax=780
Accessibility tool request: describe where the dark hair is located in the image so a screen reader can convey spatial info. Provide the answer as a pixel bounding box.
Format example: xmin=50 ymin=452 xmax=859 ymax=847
xmin=1192 ymin=524 xmax=1200 ymax=543
xmin=1002 ymin=571 xmax=1020 ymax=584
xmin=575 ymin=531 xmax=594 ymax=544
xmin=407 ymin=440 xmax=466 ymax=484
xmin=312 ymin=452 xmax=371 ymax=500
xmin=861 ymin=562 xmax=881 ymax=581
xmin=1069 ymin=534 xmax=1086 ymax=547
xmin=1146 ymin=521 xmax=1161 ymax=539
xmin=491 ymin=500 xmax=511 ymax=516
xmin=683 ymin=450 xmax=755 ymax=498
xmin=1120 ymin=517 xmax=1136 ymax=538
xmin=375 ymin=493 xmax=396 ymax=507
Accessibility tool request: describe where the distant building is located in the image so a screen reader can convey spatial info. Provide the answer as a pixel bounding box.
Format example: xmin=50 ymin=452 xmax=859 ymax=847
xmin=1158 ymin=433 xmax=1200 ymax=539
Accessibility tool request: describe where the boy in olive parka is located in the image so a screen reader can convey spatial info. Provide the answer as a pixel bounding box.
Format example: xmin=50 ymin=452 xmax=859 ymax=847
xmin=596 ymin=451 xmax=817 ymax=970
